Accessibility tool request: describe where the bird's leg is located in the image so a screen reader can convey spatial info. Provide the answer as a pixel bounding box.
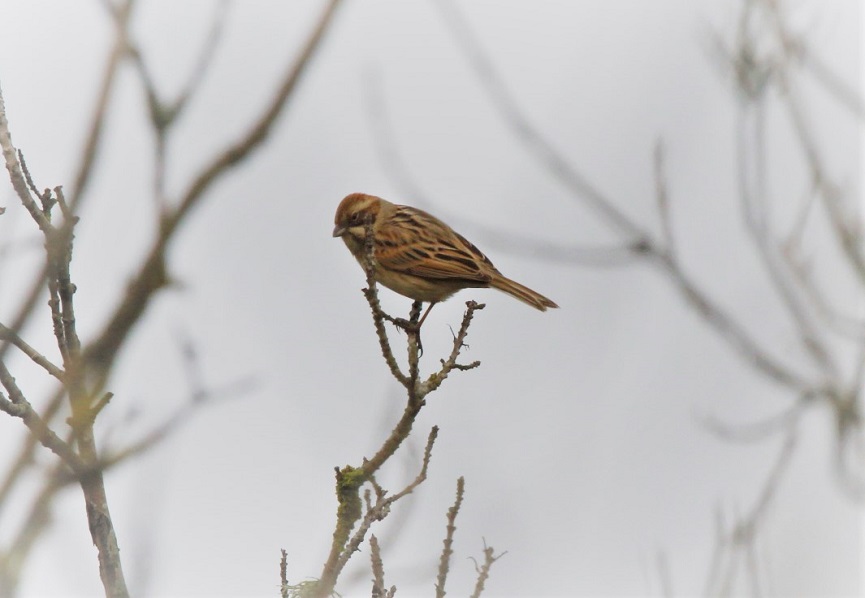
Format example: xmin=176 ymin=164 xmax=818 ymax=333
xmin=410 ymin=301 xmax=426 ymax=356
xmin=391 ymin=301 xmax=429 ymax=331
xmin=418 ymin=301 xmax=437 ymax=328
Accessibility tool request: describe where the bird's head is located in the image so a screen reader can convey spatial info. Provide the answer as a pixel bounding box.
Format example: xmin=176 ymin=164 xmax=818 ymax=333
xmin=333 ymin=193 xmax=383 ymax=240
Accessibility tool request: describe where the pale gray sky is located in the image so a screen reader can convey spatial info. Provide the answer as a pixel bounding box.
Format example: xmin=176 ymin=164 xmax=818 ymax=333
xmin=0 ymin=1 xmax=861 ymax=596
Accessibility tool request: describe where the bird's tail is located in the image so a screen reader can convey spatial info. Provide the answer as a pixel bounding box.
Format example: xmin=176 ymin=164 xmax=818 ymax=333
xmin=490 ymin=275 xmax=559 ymax=311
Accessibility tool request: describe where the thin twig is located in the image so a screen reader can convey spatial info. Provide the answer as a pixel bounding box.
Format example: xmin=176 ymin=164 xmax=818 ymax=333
xmin=0 ymin=386 xmax=67 ymax=519
xmin=706 ymin=423 xmax=798 ymax=597
xmin=280 ymin=549 xmax=289 ymax=598
xmin=0 ymin=87 xmax=50 ymax=234
xmin=421 ymin=301 xmax=484 ymax=395
xmin=0 ymin=322 xmax=64 ymax=381
xmin=360 ymin=217 xmax=409 ymax=386
xmin=736 ymin=95 xmax=838 ymax=382
xmin=435 ymin=476 xmax=465 ymax=598
xmin=468 ymin=539 xmax=506 ymax=598
xmin=0 ymin=363 xmax=83 ymax=471
xmin=369 ymin=535 xmax=389 ymax=598
xmin=767 ymin=7 xmax=865 ymax=284
xmin=702 ymin=392 xmax=810 ymax=444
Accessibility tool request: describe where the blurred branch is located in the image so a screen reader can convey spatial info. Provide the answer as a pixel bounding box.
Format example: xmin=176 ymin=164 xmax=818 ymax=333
xmin=0 ymin=322 xmax=64 ymax=381
xmin=766 ymin=6 xmax=865 ymax=285
xmin=737 ymin=96 xmax=838 ymax=382
xmin=0 ymin=457 xmax=66 ymax=595
xmin=0 ymin=340 xmax=246 ymax=594
xmin=704 ymin=425 xmax=796 ymax=597
xmin=422 ymin=1 xmax=817 ymax=397
xmin=83 ymin=0 xmax=344 ymax=388
xmin=801 ymin=49 xmax=865 ymax=119
xmin=424 ymin=1 xmax=861 ymax=595
xmin=131 ymin=0 xmax=229 ymax=127
xmin=702 ymin=391 xmax=810 ymax=444
xmin=0 ymin=3 xmax=343 ymax=595
xmin=363 ymin=67 xmax=642 ymax=268
xmin=653 ymin=141 xmax=676 ymax=256
xmin=436 ymin=0 xmax=646 ymax=244
xmin=0 ymin=362 xmax=82 ymax=471
xmin=0 ymin=386 xmax=67 ymax=520
xmin=128 ymin=0 xmax=230 ymax=205
xmin=70 ymin=0 xmax=135 ymax=212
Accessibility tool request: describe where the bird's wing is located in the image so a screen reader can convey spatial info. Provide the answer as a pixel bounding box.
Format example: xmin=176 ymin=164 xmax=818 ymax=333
xmin=375 ymin=207 xmax=495 ymax=283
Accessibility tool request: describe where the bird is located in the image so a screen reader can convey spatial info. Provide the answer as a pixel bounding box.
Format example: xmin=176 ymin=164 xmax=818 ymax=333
xmin=333 ymin=192 xmax=558 ymax=325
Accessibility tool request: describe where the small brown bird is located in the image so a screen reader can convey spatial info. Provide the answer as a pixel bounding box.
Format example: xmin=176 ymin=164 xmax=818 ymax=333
xmin=333 ymin=193 xmax=558 ymax=323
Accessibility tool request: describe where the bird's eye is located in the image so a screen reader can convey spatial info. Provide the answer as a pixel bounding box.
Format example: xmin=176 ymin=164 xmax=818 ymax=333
xmin=349 ymin=213 xmax=361 ymax=224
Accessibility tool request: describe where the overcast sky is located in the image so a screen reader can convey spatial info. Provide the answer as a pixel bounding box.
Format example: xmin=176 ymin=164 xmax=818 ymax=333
xmin=0 ymin=1 xmax=862 ymax=597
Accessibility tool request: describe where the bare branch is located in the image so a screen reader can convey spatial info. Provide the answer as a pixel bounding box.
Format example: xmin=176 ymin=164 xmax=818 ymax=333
xmin=705 ymin=423 xmax=798 ymax=597
xmin=360 ymin=218 xmax=409 ymax=387
xmin=171 ymin=0 xmax=343 ymax=228
xmin=69 ymin=0 xmax=135 ymax=213
xmin=435 ymin=476 xmax=465 ymax=598
xmin=317 ymin=427 xmax=438 ymax=597
xmin=370 ymin=535 xmax=394 ymax=598
xmin=130 ymin=0 xmax=229 ymax=130
xmin=653 ymin=252 xmax=817 ymax=393
xmin=0 ymin=87 xmax=50 ymax=234
xmin=0 ymin=322 xmax=64 ymax=381
xmin=736 ymin=94 xmax=839 ymax=382
xmin=765 ymin=7 xmax=865 ymax=284
xmin=421 ymin=302 xmax=484 ymax=396
xmin=0 ymin=362 xmax=82 ymax=472
xmin=468 ymin=539 xmax=506 ymax=598
xmin=702 ymin=393 xmax=810 ymax=445
xmin=802 ymin=49 xmax=865 ymax=119
xmin=0 ymin=386 xmax=67 ymax=519
xmin=280 ymin=549 xmax=289 ymax=598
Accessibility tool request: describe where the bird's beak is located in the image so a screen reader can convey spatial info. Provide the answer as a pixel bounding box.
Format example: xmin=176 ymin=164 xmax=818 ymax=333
xmin=332 ymin=224 xmax=345 ymax=238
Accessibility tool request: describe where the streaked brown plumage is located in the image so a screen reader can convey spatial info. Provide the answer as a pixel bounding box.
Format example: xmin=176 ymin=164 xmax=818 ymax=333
xmin=333 ymin=193 xmax=558 ymax=314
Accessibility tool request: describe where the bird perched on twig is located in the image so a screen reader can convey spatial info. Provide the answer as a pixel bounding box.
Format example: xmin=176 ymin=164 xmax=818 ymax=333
xmin=333 ymin=192 xmax=558 ymax=325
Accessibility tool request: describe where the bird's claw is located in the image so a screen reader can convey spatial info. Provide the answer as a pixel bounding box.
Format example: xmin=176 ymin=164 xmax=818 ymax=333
xmin=392 ymin=317 xmax=414 ymax=331
xmin=391 ymin=317 xmax=423 ymax=355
